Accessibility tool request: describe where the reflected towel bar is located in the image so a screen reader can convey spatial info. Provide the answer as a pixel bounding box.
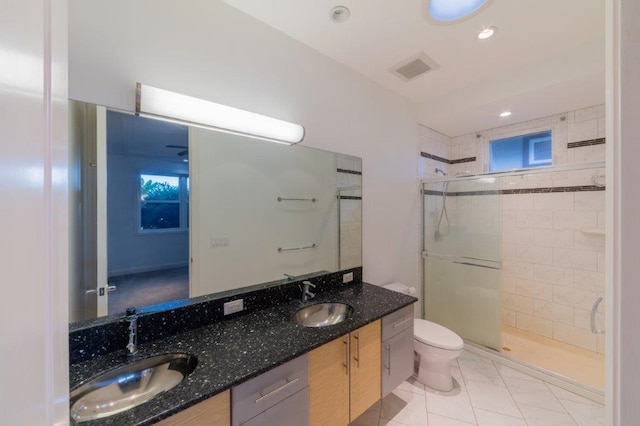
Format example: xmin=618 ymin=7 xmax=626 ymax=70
xmin=422 ymin=251 xmax=502 ymax=270
xmin=278 ymin=244 xmax=317 ymax=252
xmin=278 ymin=197 xmax=318 ymax=202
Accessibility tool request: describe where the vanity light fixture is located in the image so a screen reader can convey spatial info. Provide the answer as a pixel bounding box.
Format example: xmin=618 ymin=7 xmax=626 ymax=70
xmin=477 ymin=26 xmax=496 ymax=40
xmin=499 ymin=111 xmax=512 ymax=118
xmin=427 ymin=0 xmax=491 ymax=23
xmin=135 ymin=83 xmax=305 ymax=145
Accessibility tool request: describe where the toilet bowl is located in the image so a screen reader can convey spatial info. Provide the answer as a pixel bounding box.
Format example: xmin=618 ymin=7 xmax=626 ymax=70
xmin=382 ymin=282 xmax=464 ymax=392
xmin=413 ymin=318 xmax=463 ymax=391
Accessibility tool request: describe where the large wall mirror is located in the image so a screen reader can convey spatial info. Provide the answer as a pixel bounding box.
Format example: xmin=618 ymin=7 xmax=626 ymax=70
xmin=69 ymin=100 xmax=362 ymax=323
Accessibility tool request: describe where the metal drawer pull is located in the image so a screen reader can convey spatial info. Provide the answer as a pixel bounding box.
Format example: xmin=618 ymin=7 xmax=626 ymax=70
xmin=343 ymin=336 xmax=349 ymax=375
xmin=254 ymin=377 xmax=300 ymax=404
xmin=392 ymin=317 xmax=412 ymax=329
xmin=590 ymin=297 xmax=605 ymax=334
xmin=354 ymin=332 xmax=360 ymax=368
xmin=385 ymin=344 xmax=391 ymax=375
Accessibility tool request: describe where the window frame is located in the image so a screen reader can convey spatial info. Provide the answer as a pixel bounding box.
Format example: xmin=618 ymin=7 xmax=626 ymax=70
xmin=137 ymin=172 xmax=189 ymax=234
xmin=488 ymin=129 xmax=553 ymax=172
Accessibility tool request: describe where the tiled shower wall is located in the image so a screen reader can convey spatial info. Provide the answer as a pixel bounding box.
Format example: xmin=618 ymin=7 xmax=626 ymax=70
xmin=337 ymin=154 xmax=362 ymax=270
xmin=419 ymin=105 xmax=606 ymax=354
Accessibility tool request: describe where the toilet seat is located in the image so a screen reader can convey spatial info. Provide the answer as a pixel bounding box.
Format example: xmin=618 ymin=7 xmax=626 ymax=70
xmin=414 ymin=319 xmax=464 ymax=350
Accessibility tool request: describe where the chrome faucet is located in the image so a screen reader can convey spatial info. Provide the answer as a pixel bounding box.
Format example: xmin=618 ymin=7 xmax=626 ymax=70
xmin=301 ymin=281 xmax=316 ymax=303
xmin=125 ymin=307 xmax=138 ymax=357
xmin=284 ymin=273 xmax=297 ymax=281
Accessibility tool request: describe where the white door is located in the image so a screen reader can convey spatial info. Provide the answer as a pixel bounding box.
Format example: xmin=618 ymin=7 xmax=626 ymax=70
xmin=95 ymin=105 xmax=109 ymax=316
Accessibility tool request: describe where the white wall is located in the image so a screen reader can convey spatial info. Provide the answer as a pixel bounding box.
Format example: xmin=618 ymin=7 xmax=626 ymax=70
xmin=0 ymin=0 xmax=69 ymax=423
xmin=607 ymin=0 xmax=640 ymax=423
xmin=69 ymin=0 xmax=420 ymax=292
xmin=190 ymin=128 xmax=338 ymax=295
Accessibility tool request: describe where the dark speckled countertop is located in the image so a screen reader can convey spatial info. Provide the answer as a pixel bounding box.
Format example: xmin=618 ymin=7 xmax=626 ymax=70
xmin=69 ymin=282 xmax=416 ymax=425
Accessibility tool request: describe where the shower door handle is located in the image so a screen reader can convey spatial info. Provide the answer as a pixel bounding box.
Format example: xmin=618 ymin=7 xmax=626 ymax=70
xmin=590 ymin=297 xmax=605 ymax=334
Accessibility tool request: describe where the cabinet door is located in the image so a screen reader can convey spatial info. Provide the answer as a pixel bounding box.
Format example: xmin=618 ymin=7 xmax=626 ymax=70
xmin=382 ymin=327 xmax=414 ymax=397
xmin=308 ymin=335 xmax=350 ymax=426
xmin=350 ymin=319 xmax=381 ymax=422
xmin=156 ymin=390 xmax=230 ymax=426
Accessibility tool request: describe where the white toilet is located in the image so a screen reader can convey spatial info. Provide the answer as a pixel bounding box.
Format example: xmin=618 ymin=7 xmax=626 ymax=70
xmin=383 ymin=283 xmax=464 ymax=392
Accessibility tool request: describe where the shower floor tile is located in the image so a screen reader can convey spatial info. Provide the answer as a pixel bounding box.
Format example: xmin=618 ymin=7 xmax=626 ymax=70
xmin=502 ymin=326 xmax=604 ymax=391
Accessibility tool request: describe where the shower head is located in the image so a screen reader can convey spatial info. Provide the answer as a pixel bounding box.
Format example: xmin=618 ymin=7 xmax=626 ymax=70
xmin=435 ymin=168 xmax=447 ymax=176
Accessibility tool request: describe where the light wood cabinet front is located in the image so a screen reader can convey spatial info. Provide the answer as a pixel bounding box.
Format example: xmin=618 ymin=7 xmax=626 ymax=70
xmin=350 ymin=319 xmax=381 ymax=422
xmin=156 ymin=390 xmax=230 ymax=426
xmin=308 ymin=335 xmax=350 ymax=426
xmin=308 ymin=320 xmax=382 ymax=426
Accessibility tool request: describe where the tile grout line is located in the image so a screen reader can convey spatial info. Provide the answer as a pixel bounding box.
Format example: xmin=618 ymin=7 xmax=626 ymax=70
xmin=541 ymin=381 xmax=586 ymax=425
xmin=492 ymin=358 xmax=531 ymax=425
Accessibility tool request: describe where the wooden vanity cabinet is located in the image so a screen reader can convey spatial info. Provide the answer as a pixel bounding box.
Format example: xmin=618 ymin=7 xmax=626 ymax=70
xmin=156 ymin=389 xmax=230 ymax=426
xmin=308 ymin=319 xmax=381 ymax=426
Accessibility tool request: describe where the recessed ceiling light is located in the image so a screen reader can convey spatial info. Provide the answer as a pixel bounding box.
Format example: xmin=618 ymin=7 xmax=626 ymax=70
xmin=499 ymin=111 xmax=512 ymax=118
xmin=477 ymin=26 xmax=497 ymax=40
xmin=330 ymin=6 xmax=350 ymax=23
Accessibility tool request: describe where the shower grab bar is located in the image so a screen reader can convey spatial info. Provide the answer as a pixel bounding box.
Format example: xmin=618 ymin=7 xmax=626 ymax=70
xmin=422 ymin=251 xmax=502 ymax=270
xmin=590 ymin=297 xmax=605 ymax=334
xmin=277 ymin=197 xmax=318 ymax=203
xmin=278 ymin=243 xmax=317 ymax=253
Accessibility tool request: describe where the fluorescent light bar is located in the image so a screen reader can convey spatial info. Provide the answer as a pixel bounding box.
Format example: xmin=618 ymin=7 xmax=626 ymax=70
xmin=136 ymin=83 xmax=305 ymax=145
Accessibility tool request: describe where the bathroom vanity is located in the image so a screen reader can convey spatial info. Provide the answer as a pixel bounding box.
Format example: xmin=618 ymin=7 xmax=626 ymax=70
xmin=69 ymin=274 xmax=417 ymax=425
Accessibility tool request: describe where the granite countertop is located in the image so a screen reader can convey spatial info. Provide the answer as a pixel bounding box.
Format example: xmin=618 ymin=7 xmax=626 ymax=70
xmin=69 ymin=282 xmax=417 ymax=425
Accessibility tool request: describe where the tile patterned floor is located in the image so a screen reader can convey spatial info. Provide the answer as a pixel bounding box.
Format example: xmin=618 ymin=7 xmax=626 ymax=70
xmin=351 ymin=350 xmax=605 ymax=426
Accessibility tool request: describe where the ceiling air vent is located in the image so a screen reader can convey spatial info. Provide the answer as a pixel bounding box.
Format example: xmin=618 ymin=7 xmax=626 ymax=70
xmin=390 ymin=52 xmax=439 ymax=82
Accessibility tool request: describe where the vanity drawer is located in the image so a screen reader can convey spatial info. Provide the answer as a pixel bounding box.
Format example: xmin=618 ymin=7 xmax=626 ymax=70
xmin=382 ymin=304 xmax=414 ymax=341
xmin=231 ymin=354 xmax=309 ymax=426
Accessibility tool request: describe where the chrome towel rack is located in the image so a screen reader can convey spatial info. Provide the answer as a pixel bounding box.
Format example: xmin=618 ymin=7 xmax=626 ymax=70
xmin=278 ymin=243 xmax=317 ymax=253
xmin=277 ymin=197 xmax=318 ymax=203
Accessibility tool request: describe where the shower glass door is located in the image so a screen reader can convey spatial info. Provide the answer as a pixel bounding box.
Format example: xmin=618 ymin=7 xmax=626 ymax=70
xmin=423 ymin=177 xmax=502 ymax=351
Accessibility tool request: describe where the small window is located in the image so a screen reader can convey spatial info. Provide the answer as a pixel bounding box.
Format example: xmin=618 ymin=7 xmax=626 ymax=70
xmin=139 ymin=173 xmax=189 ymax=232
xmin=489 ymin=131 xmax=552 ymax=172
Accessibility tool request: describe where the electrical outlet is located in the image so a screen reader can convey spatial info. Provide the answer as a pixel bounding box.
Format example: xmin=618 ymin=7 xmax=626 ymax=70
xmin=223 ymin=299 xmax=244 ymax=315
xmin=343 ymin=272 xmax=354 ymax=283
xmin=211 ymin=236 xmax=230 ymax=247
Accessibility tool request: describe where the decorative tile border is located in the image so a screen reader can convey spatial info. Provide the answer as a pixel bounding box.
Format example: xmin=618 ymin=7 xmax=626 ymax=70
xmin=423 ymin=185 xmax=605 ymax=197
xmin=451 ymin=157 xmax=477 ymax=164
xmin=337 ymin=168 xmax=362 ymax=175
xmin=567 ymin=138 xmax=606 ymax=149
xmin=420 ymin=151 xmax=476 ymax=164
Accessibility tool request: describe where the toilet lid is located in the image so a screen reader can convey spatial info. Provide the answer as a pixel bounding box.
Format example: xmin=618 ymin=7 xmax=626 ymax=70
xmin=414 ymin=319 xmax=464 ymax=350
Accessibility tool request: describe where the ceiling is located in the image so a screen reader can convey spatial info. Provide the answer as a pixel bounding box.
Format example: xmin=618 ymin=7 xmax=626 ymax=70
xmin=107 ymin=110 xmax=189 ymax=160
xmin=223 ymin=0 xmax=605 ymax=137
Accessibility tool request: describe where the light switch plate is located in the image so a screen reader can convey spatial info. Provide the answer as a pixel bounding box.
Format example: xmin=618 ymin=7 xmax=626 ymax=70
xmin=343 ymin=272 xmax=354 ymax=283
xmin=211 ymin=236 xmax=230 ymax=247
xmin=224 ymin=299 xmax=244 ymax=315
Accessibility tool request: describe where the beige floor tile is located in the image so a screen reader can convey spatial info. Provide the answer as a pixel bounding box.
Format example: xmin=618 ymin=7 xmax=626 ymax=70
xmin=560 ymin=399 xmax=606 ymax=426
xmin=425 ymin=387 xmax=475 ymax=424
xmin=465 ymin=380 xmax=522 ymax=418
xmin=545 ymin=383 xmax=601 ymax=406
xmin=518 ymin=402 xmax=577 ymax=426
xmin=502 ymin=376 xmax=566 ymax=412
xmin=474 ymin=408 xmax=527 ymax=426
xmin=381 ymin=388 xmax=428 ymax=426
xmin=427 ymin=413 xmax=475 ymax=425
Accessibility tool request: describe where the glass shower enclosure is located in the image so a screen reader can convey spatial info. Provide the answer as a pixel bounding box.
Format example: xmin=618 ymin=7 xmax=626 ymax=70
xmin=423 ymin=177 xmax=503 ymax=351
